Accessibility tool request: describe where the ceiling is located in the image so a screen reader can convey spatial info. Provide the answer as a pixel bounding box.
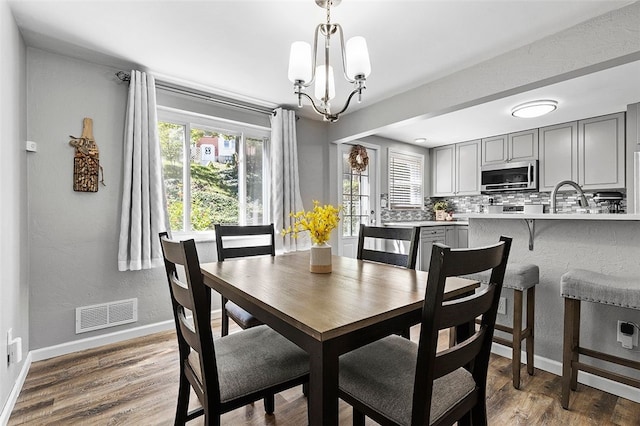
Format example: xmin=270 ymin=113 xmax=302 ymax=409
xmin=8 ymin=0 xmax=640 ymax=146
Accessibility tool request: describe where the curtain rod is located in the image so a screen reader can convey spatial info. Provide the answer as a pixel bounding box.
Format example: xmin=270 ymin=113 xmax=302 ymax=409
xmin=115 ymin=71 xmax=276 ymax=116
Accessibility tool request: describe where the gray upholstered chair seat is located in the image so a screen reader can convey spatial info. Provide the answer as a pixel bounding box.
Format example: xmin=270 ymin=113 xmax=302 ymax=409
xmin=224 ymin=301 xmax=262 ymax=329
xmin=339 ymin=335 xmax=476 ymax=425
xmin=561 ymin=268 xmax=640 ymax=310
xmin=188 ymin=325 xmax=308 ymax=403
xmin=466 ymin=263 xmax=539 ymax=291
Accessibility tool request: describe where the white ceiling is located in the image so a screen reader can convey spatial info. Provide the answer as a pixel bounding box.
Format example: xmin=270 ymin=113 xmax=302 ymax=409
xmin=8 ymin=0 xmax=640 ymax=146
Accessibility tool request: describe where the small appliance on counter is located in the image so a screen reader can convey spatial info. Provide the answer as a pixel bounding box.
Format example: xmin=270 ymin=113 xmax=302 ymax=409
xmin=593 ymin=192 xmax=624 ymax=213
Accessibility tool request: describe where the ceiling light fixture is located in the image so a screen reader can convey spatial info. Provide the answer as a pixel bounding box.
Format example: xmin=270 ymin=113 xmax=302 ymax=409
xmin=511 ymin=100 xmax=558 ymax=118
xmin=414 ymin=138 xmax=427 ymax=144
xmin=287 ymin=0 xmax=371 ymax=122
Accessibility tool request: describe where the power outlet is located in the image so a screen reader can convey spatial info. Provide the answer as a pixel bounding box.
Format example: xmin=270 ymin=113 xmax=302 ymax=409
xmin=497 ymin=297 xmax=507 ymax=315
xmin=617 ymin=321 xmax=638 ymax=349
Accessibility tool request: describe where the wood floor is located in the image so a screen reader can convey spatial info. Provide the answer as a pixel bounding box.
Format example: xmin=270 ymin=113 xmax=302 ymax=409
xmin=9 ymin=319 xmax=640 ymax=425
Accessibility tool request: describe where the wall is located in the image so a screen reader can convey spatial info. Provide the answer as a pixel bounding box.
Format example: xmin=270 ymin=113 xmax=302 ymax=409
xmin=0 ymin=0 xmax=29 ymax=416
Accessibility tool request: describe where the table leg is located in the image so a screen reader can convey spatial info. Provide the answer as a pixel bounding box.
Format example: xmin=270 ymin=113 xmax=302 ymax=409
xmin=308 ymin=343 xmax=339 ymax=426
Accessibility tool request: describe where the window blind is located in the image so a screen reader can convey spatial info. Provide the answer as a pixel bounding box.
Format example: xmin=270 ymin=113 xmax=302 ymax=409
xmin=388 ymin=150 xmax=424 ymax=209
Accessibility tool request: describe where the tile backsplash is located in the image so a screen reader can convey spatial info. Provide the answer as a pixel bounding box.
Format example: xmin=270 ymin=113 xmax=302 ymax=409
xmin=381 ymin=191 xmax=627 ymax=222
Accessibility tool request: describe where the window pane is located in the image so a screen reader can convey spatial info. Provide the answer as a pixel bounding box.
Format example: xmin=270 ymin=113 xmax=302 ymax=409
xmin=191 ymin=128 xmax=239 ymax=229
xmin=245 ymin=136 xmax=265 ymax=225
xmin=159 ymin=122 xmax=185 ymax=231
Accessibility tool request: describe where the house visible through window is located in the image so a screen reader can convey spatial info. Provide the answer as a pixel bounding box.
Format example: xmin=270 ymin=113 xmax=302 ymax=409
xmin=158 ymin=108 xmax=270 ymax=233
xmin=388 ymin=149 xmax=424 ymax=209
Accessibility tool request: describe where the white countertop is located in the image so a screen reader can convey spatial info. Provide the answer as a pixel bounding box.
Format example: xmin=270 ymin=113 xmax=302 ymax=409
xmin=382 ymin=220 xmax=469 ymax=227
xmin=463 ymin=213 xmax=640 ymax=221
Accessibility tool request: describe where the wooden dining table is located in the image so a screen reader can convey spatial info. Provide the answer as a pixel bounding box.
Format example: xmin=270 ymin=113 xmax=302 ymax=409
xmin=200 ymin=251 xmax=479 ymax=426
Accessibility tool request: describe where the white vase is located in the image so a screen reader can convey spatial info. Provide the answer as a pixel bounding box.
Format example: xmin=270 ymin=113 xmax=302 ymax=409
xmin=309 ymin=243 xmax=332 ymax=273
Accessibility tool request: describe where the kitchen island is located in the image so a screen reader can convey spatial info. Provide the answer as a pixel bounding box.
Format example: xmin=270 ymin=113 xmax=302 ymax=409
xmin=465 ymin=213 xmax=640 ymax=402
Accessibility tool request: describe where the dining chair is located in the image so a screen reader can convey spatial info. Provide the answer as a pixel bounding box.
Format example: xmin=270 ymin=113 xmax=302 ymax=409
xmin=214 ymin=224 xmax=275 ymax=337
xmin=357 ymin=223 xmax=420 ymax=338
xmin=357 ymin=224 xmax=420 ymax=269
xmin=339 ymin=236 xmax=512 ymax=426
xmin=159 ymin=232 xmax=309 ymax=425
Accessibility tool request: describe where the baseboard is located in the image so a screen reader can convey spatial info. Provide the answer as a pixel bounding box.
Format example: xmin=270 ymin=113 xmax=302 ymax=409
xmin=1 ymin=351 xmax=33 ymax=426
xmin=491 ymin=342 xmax=640 ymax=403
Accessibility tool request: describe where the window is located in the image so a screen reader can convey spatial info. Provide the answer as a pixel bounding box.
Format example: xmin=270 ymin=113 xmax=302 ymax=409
xmin=341 ymin=149 xmax=371 ymax=237
xmin=158 ymin=107 xmax=270 ymax=233
xmin=388 ymin=149 xmax=424 ymax=209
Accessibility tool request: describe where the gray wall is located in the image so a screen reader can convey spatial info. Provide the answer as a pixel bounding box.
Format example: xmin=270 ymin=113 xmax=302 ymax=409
xmin=0 ymin=0 xmax=29 ymax=413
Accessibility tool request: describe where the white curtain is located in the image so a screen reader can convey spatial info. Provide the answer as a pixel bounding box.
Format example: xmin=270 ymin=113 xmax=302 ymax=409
xmin=271 ymin=108 xmax=310 ymax=252
xmin=117 ymin=70 xmax=168 ymax=271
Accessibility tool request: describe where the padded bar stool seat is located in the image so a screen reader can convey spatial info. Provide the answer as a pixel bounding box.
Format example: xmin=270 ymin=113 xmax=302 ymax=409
xmin=560 ymin=269 xmax=640 ymax=409
xmin=468 ymin=263 xmax=539 ymax=389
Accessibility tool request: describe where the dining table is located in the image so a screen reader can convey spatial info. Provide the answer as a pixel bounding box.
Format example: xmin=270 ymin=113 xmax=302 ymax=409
xmin=200 ymin=251 xmax=480 ymax=426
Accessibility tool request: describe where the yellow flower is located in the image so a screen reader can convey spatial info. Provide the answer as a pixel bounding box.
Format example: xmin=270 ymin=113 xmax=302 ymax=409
xmin=282 ymin=201 xmax=342 ymax=245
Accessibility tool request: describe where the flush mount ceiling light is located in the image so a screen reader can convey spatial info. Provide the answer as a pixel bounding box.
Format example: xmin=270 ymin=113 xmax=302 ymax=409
xmin=511 ymin=100 xmax=558 ymax=118
xmin=414 ymin=138 xmax=427 ymax=144
xmin=287 ymin=0 xmax=371 ymax=123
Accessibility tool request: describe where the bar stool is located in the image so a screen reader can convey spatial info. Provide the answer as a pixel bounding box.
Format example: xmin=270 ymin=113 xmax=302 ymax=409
xmin=560 ymin=269 xmax=640 ymax=409
xmin=468 ymin=263 xmax=539 ymax=389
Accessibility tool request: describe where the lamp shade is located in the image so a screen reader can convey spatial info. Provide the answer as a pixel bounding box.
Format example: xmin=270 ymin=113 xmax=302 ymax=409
xmin=315 ymin=65 xmax=336 ymax=101
xmin=345 ymin=36 xmax=371 ymax=79
xmin=288 ymin=41 xmax=312 ymax=83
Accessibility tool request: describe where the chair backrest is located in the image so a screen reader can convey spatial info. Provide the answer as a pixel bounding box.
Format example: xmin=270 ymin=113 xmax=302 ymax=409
xmin=215 ymin=224 xmax=276 ymax=261
xmin=411 ymin=236 xmax=512 ymax=425
xmin=356 ymin=224 xmax=420 ymax=269
xmin=159 ymin=232 xmax=222 ymax=408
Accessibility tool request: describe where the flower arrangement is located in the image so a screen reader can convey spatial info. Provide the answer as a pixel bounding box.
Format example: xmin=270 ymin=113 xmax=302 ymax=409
xmin=432 ymin=200 xmax=449 ymax=212
xmin=282 ymin=201 xmax=342 ymax=245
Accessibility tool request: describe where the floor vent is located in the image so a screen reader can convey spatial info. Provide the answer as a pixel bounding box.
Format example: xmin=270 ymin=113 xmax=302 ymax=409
xmin=75 ymin=298 xmax=138 ymax=334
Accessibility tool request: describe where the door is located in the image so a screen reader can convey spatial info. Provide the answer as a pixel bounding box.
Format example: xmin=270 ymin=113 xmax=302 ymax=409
xmin=338 ymin=144 xmax=378 ymax=258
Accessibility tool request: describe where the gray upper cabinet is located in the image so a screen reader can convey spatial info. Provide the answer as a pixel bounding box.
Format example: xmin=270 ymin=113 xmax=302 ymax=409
xmin=539 ymin=122 xmax=578 ymax=191
xmin=540 ymin=113 xmax=625 ymax=191
xmin=482 ymin=129 xmax=538 ymax=165
xmin=432 ymin=140 xmax=481 ymax=196
xmin=578 ymin=112 xmax=625 ymax=190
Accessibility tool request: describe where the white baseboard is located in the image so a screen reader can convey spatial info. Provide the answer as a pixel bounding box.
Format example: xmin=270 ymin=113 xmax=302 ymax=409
xmin=1 ymin=351 xmax=32 ymax=426
xmin=491 ymin=342 xmax=640 ymax=403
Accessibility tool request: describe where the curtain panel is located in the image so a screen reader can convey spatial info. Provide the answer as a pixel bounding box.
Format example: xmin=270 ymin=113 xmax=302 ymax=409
xmin=270 ymin=108 xmax=309 ymax=252
xmin=117 ymin=70 xmax=168 ymax=271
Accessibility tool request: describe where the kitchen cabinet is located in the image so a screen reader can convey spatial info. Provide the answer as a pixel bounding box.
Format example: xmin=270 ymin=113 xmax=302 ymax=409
xmin=432 ymin=140 xmax=481 ymax=196
xmin=420 ymin=225 xmax=468 ymax=271
xmin=482 ymin=130 xmax=538 ymax=166
xmin=540 ymin=113 xmax=625 ymax=191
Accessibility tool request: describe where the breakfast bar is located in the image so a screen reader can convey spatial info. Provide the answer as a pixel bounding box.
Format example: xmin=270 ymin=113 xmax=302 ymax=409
xmin=465 ymin=213 xmax=640 ymax=402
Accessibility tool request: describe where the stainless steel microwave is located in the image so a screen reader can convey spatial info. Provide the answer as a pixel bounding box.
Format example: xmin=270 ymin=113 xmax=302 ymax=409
xmin=481 ymin=161 xmax=538 ymax=193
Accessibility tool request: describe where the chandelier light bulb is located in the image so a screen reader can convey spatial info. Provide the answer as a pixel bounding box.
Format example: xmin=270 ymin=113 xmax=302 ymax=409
xmin=345 ymin=36 xmax=371 ymax=79
xmin=315 ymin=65 xmax=336 ymax=101
xmin=288 ymin=41 xmax=312 ymax=83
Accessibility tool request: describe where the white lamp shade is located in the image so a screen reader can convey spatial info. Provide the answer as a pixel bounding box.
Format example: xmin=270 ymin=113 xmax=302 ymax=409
xmin=288 ymin=41 xmax=312 ymax=83
xmin=315 ymin=65 xmax=336 ymax=101
xmin=345 ymin=36 xmax=371 ymax=79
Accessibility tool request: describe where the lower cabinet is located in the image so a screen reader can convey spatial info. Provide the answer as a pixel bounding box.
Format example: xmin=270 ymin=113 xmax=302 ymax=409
xmin=419 ymin=225 xmax=469 ymax=271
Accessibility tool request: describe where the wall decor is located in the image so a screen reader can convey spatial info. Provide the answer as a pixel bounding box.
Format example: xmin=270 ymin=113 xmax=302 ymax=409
xmin=69 ymin=117 xmax=105 ymax=192
xmin=348 ymin=144 xmax=369 ymax=173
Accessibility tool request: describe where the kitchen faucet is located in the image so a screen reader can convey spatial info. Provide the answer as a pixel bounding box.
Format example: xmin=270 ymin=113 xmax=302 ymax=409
xmin=550 ymin=180 xmax=589 ymax=213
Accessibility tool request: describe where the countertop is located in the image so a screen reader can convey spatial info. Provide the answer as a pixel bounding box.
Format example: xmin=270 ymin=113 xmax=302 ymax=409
xmin=462 ymin=213 xmax=640 ymax=221
xmin=382 ymin=220 xmax=469 ymax=227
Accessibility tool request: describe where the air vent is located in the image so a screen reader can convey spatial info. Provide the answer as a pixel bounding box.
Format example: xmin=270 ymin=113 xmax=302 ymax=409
xmin=75 ymin=298 xmax=138 ymax=334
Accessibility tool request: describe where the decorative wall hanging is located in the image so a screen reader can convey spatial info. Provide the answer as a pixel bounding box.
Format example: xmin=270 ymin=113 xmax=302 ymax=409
xmin=348 ymin=144 xmax=369 ymax=173
xmin=69 ymin=117 xmax=105 ymax=192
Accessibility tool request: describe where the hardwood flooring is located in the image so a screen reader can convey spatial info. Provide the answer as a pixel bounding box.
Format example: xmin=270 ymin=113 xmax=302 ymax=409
xmin=9 ymin=319 xmax=640 ymax=425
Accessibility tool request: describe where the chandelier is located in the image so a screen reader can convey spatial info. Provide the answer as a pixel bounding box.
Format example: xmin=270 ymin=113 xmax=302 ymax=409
xmin=287 ymin=0 xmax=371 ymax=122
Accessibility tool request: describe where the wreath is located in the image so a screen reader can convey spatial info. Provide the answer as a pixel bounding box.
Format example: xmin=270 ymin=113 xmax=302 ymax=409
xmin=348 ymin=145 xmax=369 ymax=173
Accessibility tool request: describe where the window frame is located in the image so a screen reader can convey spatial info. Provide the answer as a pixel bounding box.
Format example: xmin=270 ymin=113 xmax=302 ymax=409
xmin=388 ymin=149 xmax=424 ymax=210
xmin=157 ymin=106 xmax=271 ymax=240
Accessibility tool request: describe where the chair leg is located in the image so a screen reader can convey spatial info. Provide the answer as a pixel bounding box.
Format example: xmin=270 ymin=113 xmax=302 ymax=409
xmin=221 ymin=296 xmax=229 ymax=337
xmin=512 ymin=289 xmax=523 ymax=389
xmin=174 ymin=368 xmax=191 ymax=425
xmin=569 ymin=300 xmax=580 ymax=391
xmin=352 ymin=408 xmax=365 ymax=426
xmin=526 ymin=286 xmax=535 ymax=376
xmin=302 ymin=382 xmax=309 ymax=397
xmin=400 ymin=326 xmax=411 ymax=339
xmin=264 ymin=394 xmax=275 ymax=414
xmin=562 ymin=298 xmax=580 ymax=409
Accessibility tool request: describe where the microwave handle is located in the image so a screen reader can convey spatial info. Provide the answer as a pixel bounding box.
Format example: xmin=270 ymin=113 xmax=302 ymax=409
xmin=528 ymin=163 xmax=532 ymax=185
